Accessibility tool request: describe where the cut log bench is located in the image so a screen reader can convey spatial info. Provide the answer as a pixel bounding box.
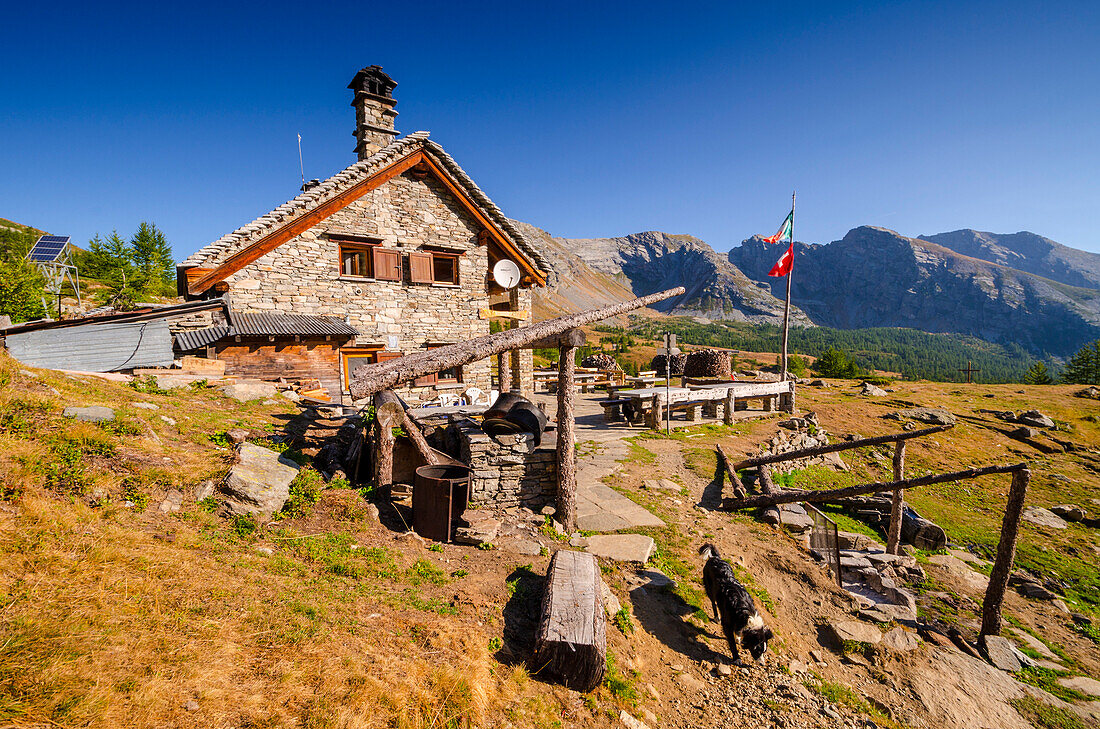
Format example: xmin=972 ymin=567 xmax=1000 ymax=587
xmin=532 ymin=550 xmax=606 ymax=692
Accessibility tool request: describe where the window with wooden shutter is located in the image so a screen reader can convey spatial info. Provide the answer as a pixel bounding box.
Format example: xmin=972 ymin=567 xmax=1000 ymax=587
xmin=409 ymin=252 xmax=434 ymax=284
xmin=339 ymin=243 xmax=373 ymax=277
xmin=373 ymin=248 xmax=402 ymax=281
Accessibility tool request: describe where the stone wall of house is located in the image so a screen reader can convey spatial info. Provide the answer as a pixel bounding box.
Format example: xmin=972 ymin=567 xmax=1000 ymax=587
xmin=436 ymin=417 xmax=556 ymax=508
xmin=213 ymin=169 xmax=536 ymax=402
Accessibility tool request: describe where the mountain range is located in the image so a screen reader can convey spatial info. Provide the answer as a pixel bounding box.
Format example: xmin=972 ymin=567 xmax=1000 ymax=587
xmin=525 ymin=223 xmax=1100 ymax=357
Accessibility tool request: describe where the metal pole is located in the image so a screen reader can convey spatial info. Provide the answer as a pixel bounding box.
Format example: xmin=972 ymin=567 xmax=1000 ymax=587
xmin=780 ymin=191 xmax=794 ymax=382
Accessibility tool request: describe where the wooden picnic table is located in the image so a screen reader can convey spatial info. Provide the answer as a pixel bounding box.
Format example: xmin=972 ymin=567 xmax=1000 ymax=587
xmin=608 ymin=381 xmax=794 ymax=429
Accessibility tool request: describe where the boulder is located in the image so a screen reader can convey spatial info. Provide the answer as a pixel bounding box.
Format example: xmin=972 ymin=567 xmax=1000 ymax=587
xmin=1022 ymin=507 xmax=1068 ymax=530
xmin=1050 ymin=504 xmax=1086 ymax=522
xmin=1009 ymin=426 xmax=1039 ymax=440
xmin=132 ymin=402 xmax=159 ymax=410
xmin=835 ymin=531 xmax=885 ymax=552
xmin=888 ymin=408 xmax=956 ymax=426
xmin=1057 ymin=675 xmax=1100 ymax=698
xmin=619 ymin=710 xmax=651 ymax=729
xmin=979 ymin=635 xmax=1022 ymax=673
xmin=193 ymin=479 xmax=215 ymax=501
xmin=1017 ymin=410 xmax=1055 ymax=429
xmin=154 ymin=374 xmax=199 ymax=389
xmin=1075 ymin=386 xmax=1100 ymax=400
xmin=158 ymin=489 xmax=184 ymax=513
xmin=218 ymin=443 xmax=300 ymax=520
xmin=809 ymin=379 xmax=828 ymax=387
xmin=882 ymin=627 xmax=921 ymax=652
xmin=454 ymin=511 xmax=501 ymax=545
xmin=218 ymin=381 xmax=278 ymax=402
xmin=585 ymin=534 xmax=655 ymax=564
xmin=600 ymin=580 xmax=622 ymax=618
xmin=860 ymin=382 xmax=887 ymax=397
xmin=62 ymin=406 xmax=115 ymax=423
xmin=780 ymin=509 xmax=813 ymax=535
xmin=829 ymin=620 xmax=882 ymax=646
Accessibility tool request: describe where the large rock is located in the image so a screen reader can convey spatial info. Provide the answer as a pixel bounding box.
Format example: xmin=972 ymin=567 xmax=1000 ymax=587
xmin=928 ymin=554 xmax=990 ymax=592
xmin=454 ymin=511 xmax=502 ymax=545
xmin=860 ymin=382 xmax=888 ymax=397
xmin=829 ymin=620 xmax=882 ymax=646
xmin=218 ymin=381 xmax=278 ymax=402
xmin=836 ymin=531 xmax=885 ymax=552
xmin=889 ymin=408 xmax=956 ymax=426
xmin=1057 ymin=675 xmax=1100 ymax=698
xmin=63 ymin=406 xmax=115 ymax=423
xmin=218 ymin=443 xmax=300 ymax=520
xmin=882 ymin=627 xmax=921 ymax=652
xmin=1075 ymin=386 xmax=1100 ymax=400
xmin=585 ymin=534 xmax=655 ymax=564
xmin=1017 ymin=410 xmax=1055 ymax=429
xmin=1050 ymin=504 xmax=1086 ymax=522
xmin=1022 ymin=507 xmax=1068 ymax=530
xmin=979 ymin=635 xmax=1022 ymax=673
xmin=780 ymin=508 xmax=813 ymax=535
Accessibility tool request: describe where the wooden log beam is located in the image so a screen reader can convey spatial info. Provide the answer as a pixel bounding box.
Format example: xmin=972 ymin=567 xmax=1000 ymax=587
xmin=887 ymin=440 xmax=906 ymax=554
xmin=723 ymin=462 xmax=1028 ymax=511
xmin=729 ymin=424 xmax=953 ymax=471
xmin=349 ymin=288 xmax=685 ymax=399
xmin=375 ymin=390 xmax=441 ymax=467
xmin=981 ymin=468 xmax=1030 ymax=637
xmin=524 ymin=327 xmax=587 ymax=350
xmin=556 ymin=342 xmax=578 ymax=532
xmin=757 ymin=465 xmax=781 ymax=526
xmin=715 ymin=444 xmax=746 ymax=496
xmin=372 ymin=397 xmax=399 ymax=490
xmin=532 ymin=550 xmax=606 ymax=692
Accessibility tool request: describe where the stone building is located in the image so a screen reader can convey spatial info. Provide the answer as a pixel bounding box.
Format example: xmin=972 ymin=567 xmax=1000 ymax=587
xmin=177 ymin=66 xmax=548 ymax=402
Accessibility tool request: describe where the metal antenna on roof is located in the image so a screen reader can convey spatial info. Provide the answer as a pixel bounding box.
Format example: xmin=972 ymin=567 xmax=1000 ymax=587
xmin=297 ymin=133 xmax=305 ymax=186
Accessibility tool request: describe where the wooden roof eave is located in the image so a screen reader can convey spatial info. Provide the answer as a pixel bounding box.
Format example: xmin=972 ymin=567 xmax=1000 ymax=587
xmin=188 ymin=146 xmax=547 ymax=295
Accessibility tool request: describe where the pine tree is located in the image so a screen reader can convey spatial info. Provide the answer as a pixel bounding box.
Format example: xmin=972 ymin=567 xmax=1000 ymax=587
xmin=1024 ymin=361 xmax=1054 ymax=385
xmin=129 ymin=222 xmax=175 ymax=296
xmin=1062 ymin=341 xmax=1100 ymax=385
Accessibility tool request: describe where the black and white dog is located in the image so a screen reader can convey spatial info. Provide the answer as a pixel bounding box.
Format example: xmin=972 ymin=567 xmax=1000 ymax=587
xmin=699 ymin=543 xmax=773 ymax=665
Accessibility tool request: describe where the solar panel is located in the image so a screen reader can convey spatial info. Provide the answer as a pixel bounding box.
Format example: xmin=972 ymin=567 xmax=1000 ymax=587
xmin=27 ymin=235 xmax=71 ymax=262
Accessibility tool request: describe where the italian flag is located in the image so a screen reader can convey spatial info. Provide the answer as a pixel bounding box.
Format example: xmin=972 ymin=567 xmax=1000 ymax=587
xmin=761 ymin=211 xmax=793 ymax=244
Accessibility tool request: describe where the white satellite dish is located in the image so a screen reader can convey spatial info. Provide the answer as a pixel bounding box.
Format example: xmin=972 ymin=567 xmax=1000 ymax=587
xmin=492 ymin=259 xmax=522 ymax=289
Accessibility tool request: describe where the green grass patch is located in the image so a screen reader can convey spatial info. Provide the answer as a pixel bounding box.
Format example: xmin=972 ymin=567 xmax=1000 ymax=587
xmin=1015 ymin=666 xmax=1089 ymax=703
xmin=805 ymin=678 xmax=903 ymax=729
xmin=624 ymin=438 xmax=657 ymax=466
xmin=613 ymin=607 xmax=634 ymax=636
xmin=1010 ymin=696 xmax=1092 ymax=729
xmin=603 ymin=652 xmax=638 ymax=706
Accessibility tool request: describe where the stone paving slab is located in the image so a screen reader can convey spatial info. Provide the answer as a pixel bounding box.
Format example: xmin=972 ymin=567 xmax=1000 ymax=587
xmin=577 ymin=483 xmax=665 ymax=531
xmin=585 ymin=534 xmax=655 ymax=564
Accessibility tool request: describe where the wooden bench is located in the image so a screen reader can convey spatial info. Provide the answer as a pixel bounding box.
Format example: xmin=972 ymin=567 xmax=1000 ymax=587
xmin=533 ymin=550 xmax=606 ymax=691
xmin=669 ymin=399 xmax=708 ymax=422
xmin=598 ymin=398 xmax=633 ymax=422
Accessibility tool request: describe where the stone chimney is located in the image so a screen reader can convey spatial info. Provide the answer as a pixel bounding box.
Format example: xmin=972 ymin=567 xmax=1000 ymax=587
xmin=348 ymin=65 xmax=399 ymax=160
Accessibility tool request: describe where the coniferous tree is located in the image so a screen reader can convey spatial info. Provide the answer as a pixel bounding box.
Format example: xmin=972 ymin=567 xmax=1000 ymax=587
xmin=1062 ymin=341 xmax=1100 ymax=385
xmin=0 ymin=257 xmax=46 ymax=322
xmin=129 ymin=222 xmax=175 ymax=295
xmin=1024 ymin=361 xmax=1054 ymax=385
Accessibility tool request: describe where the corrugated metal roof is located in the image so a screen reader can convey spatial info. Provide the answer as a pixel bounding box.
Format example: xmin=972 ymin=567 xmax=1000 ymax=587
xmin=1 ymin=298 xmax=227 ymax=336
xmin=173 ymin=326 xmax=231 ymax=352
xmin=5 ymin=320 xmax=173 ymax=372
xmin=228 ymin=312 xmax=359 ymax=337
xmin=174 ymin=313 xmax=359 ymax=351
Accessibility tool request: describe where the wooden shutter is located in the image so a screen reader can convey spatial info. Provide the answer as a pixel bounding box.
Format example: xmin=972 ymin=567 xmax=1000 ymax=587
xmin=409 ymin=252 xmax=433 ymax=284
xmin=373 ymin=248 xmax=402 ymax=281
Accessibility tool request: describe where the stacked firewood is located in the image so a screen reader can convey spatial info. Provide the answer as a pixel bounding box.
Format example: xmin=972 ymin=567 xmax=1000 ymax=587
xmin=683 ymin=349 xmax=732 ymax=379
xmin=651 ymin=352 xmax=687 ymax=376
xmin=580 ymin=353 xmax=620 ymax=370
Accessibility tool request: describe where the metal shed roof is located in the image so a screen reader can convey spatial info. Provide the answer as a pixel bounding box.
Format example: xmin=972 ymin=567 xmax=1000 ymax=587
xmin=174 ymin=313 xmax=359 ymax=351
xmin=5 ymin=319 xmax=174 ymax=372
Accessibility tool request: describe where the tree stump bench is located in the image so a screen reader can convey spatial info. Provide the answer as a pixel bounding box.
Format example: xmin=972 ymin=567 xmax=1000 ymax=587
xmin=532 ymin=550 xmax=606 ymax=692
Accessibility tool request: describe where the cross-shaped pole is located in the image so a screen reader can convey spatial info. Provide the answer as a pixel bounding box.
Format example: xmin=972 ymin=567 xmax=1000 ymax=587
xmin=958 ymin=360 xmax=981 ymax=383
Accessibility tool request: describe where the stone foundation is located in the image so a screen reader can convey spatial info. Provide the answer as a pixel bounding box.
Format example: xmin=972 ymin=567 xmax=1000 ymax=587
xmin=434 ymin=417 xmax=556 ymax=508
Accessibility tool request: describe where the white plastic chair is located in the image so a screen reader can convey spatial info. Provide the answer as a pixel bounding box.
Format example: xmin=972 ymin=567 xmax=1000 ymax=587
xmin=436 ymin=392 xmax=462 ymax=407
xmin=462 ymin=387 xmax=490 ymax=406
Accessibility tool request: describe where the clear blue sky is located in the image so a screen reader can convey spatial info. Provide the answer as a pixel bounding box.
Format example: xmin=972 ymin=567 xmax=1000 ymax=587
xmin=3 ymin=0 xmax=1098 ymax=259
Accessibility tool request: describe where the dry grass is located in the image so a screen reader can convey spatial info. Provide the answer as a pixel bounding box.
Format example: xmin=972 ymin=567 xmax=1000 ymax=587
xmin=0 ymin=489 xmax=532 ymax=728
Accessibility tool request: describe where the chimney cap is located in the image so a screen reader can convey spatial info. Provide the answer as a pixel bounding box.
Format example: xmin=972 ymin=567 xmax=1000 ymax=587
xmin=347 ymin=65 xmax=397 ymax=100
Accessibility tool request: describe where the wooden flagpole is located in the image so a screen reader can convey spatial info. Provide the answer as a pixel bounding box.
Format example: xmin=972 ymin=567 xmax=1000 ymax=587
xmin=780 ymin=191 xmax=795 ymax=382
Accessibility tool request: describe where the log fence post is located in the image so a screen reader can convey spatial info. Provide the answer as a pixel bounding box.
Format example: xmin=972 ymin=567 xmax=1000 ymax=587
xmin=723 ymin=389 xmax=735 ymax=425
xmin=981 ymin=468 xmax=1030 ymax=637
xmin=887 ymin=440 xmax=906 ymax=554
xmin=556 ymin=338 xmax=578 ymax=532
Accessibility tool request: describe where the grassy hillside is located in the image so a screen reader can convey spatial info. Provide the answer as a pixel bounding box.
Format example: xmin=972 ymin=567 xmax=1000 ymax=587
xmin=604 ymin=316 xmax=1040 ymax=383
